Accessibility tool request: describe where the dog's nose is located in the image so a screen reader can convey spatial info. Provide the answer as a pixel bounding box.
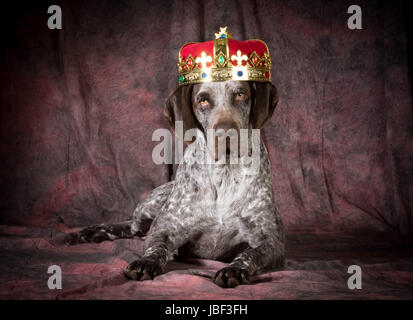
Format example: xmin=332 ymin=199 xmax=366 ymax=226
xmin=213 ymin=121 xmax=239 ymax=137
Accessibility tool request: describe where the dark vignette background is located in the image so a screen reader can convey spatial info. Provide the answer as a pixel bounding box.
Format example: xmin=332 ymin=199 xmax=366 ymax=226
xmin=1 ymin=0 xmax=413 ymax=300
xmin=1 ymin=0 xmax=411 ymax=234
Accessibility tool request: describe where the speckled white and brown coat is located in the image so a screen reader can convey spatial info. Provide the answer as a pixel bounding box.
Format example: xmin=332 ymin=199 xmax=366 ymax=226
xmin=66 ymin=80 xmax=285 ymax=288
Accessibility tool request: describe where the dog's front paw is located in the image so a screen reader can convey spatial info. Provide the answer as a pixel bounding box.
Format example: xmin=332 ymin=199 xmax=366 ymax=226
xmin=124 ymin=258 xmax=162 ymax=281
xmin=213 ymin=266 xmax=251 ymax=288
xmin=64 ymin=225 xmax=111 ymax=245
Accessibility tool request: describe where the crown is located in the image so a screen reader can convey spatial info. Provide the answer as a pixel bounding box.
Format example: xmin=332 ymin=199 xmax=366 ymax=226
xmin=178 ymin=27 xmax=272 ymax=86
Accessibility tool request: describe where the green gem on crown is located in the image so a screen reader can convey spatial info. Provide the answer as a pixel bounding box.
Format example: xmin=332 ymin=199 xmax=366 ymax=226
xmin=179 ymin=75 xmax=183 ymax=83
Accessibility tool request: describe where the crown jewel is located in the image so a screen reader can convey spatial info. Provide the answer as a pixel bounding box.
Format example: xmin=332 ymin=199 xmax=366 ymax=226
xmin=178 ymin=27 xmax=272 ymax=86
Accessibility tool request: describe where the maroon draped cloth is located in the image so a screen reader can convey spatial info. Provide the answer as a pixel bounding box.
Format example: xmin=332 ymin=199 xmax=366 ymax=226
xmin=0 ymin=0 xmax=412 ymax=299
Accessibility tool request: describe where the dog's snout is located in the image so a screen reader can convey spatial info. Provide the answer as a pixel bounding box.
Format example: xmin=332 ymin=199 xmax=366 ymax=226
xmin=211 ymin=119 xmax=241 ymax=160
xmin=213 ymin=121 xmax=239 ymax=136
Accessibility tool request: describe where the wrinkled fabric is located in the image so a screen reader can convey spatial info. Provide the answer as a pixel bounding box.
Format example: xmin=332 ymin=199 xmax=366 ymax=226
xmin=1 ymin=0 xmax=412 ymax=233
xmin=0 ymin=0 xmax=412 ymax=299
xmin=0 ymin=226 xmax=412 ymax=299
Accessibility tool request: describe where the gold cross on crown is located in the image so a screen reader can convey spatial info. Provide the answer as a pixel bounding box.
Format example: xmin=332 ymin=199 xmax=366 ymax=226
xmin=214 ymin=26 xmax=233 ymax=39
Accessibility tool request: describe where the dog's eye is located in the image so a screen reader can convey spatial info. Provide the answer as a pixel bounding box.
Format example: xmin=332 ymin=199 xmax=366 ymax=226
xmin=199 ymin=98 xmax=209 ymax=107
xmin=235 ymin=92 xmax=247 ymax=100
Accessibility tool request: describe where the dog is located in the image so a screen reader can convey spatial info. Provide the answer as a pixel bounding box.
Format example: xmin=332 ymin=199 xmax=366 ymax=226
xmin=65 ymin=80 xmax=285 ymax=288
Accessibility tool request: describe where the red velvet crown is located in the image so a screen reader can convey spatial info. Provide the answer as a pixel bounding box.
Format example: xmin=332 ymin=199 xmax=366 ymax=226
xmin=178 ymin=27 xmax=272 ymax=86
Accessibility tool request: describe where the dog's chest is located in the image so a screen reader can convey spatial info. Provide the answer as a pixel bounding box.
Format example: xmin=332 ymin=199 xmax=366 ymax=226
xmin=196 ymin=165 xmax=251 ymax=224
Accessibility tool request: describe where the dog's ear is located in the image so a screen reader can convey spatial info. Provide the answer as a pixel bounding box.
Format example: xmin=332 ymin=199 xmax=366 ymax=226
xmin=164 ymin=84 xmax=201 ymax=143
xmin=249 ymin=82 xmax=279 ymax=129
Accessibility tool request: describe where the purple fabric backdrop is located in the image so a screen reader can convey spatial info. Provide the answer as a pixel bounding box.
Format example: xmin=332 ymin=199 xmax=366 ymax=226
xmin=1 ymin=0 xmax=412 ymax=235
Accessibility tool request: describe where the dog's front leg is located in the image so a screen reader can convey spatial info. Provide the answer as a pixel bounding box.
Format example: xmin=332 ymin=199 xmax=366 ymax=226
xmin=213 ymin=243 xmax=282 ymax=288
xmin=124 ymin=235 xmax=170 ymax=281
xmin=124 ymin=212 xmax=193 ymax=281
xmin=214 ymin=206 xmax=285 ymax=288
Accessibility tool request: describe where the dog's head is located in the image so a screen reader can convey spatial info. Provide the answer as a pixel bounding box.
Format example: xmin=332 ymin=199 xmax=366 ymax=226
xmin=165 ymin=81 xmax=278 ymax=160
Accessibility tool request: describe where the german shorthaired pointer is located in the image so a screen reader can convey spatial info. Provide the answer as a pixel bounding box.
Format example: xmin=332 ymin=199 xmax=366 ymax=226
xmin=65 ymin=80 xmax=285 ymax=288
